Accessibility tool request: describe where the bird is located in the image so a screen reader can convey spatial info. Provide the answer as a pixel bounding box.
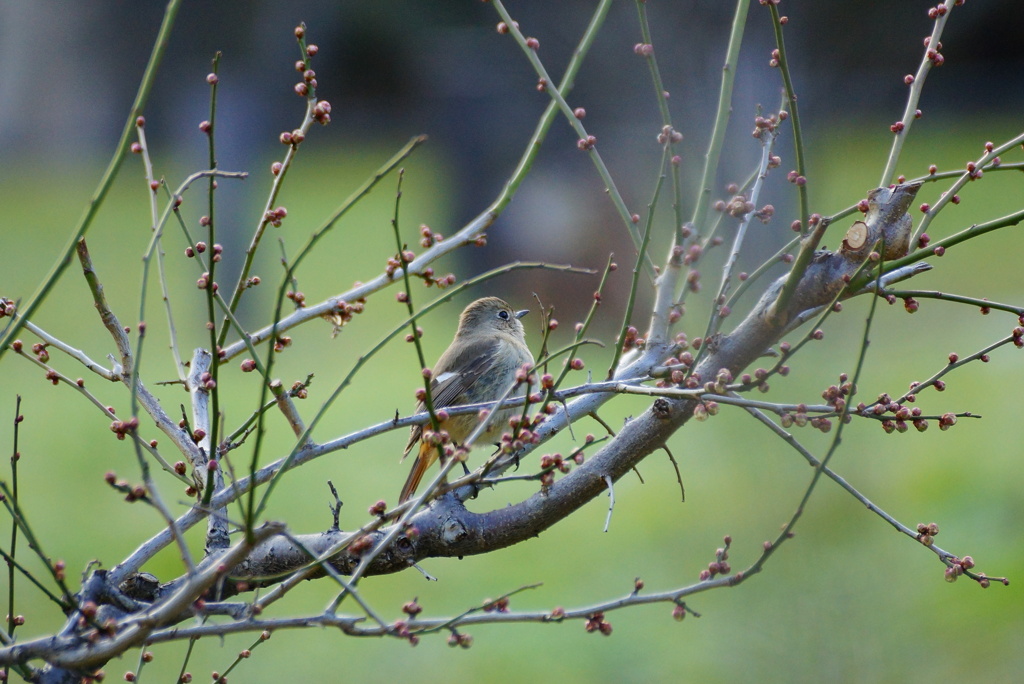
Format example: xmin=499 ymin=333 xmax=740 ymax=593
xmin=399 ymin=297 xmax=532 ymax=504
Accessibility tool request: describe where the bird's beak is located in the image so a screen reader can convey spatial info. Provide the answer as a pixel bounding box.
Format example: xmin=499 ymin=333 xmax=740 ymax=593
xmin=515 ymin=309 xmax=529 ymax=319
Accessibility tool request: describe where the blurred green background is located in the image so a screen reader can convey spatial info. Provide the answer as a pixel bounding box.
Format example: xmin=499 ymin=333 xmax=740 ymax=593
xmin=1 ymin=1 xmax=1022 ymax=682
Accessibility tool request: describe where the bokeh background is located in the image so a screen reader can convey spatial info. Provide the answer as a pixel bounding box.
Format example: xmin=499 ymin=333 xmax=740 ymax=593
xmin=1 ymin=1 xmax=1022 ymax=682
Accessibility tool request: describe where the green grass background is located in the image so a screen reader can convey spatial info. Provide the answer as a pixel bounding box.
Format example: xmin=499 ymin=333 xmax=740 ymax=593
xmin=0 ymin=112 xmax=1022 ymax=683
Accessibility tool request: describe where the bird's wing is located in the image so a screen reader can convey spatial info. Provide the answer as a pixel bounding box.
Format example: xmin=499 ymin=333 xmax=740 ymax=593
xmin=430 ymin=340 xmax=499 ymax=408
xmin=403 ymin=337 xmax=500 ymax=456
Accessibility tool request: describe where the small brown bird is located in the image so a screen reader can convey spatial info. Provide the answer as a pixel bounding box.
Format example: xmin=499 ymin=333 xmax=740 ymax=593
xmin=399 ymin=297 xmax=532 ymax=503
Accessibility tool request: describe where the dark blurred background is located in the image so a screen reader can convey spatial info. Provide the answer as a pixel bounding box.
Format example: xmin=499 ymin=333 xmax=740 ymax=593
xmin=1 ymin=2 xmax=1022 ymax=682
xmin=3 ymin=1 xmax=1021 ymax=321
xmin=3 ymin=2 xmax=1022 ymax=164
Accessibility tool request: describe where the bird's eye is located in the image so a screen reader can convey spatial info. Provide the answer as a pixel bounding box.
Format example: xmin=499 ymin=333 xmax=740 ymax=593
xmin=497 ymin=310 xmax=510 ymax=320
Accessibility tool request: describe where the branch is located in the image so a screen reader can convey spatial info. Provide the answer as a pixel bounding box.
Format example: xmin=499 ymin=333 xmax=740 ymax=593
xmin=879 ymin=1 xmax=957 ymax=185
xmin=76 ymin=239 xmax=201 ymax=481
xmin=0 ymin=524 xmax=282 ymax=674
xmin=770 ymin=183 xmax=921 ymax=323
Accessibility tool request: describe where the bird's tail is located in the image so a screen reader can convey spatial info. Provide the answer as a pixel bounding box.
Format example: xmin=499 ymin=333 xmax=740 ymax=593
xmin=398 ymin=442 xmax=442 ymax=504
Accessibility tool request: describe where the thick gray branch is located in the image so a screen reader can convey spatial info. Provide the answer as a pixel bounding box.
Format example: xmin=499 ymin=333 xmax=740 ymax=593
xmin=206 ymin=185 xmax=924 ymax=582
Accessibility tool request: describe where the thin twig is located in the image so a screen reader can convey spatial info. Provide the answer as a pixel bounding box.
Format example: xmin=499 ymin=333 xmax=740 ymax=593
xmin=766 ymin=2 xmax=809 ymax=233
xmin=691 ymin=126 xmax=780 ymax=373
xmin=17 ymin=319 xmax=119 ymax=381
xmin=607 ymin=146 xmax=667 ymax=378
xmin=491 ymin=0 xmax=653 ymax=276
xmin=602 ymin=475 xmax=615 ymax=533
xmin=879 ymin=2 xmax=957 ymax=186
xmin=913 ymin=130 xmax=1024 ymax=244
xmin=883 ymin=207 xmax=1024 ymax=274
xmin=689 ymin=0 xmax=751 ymax=237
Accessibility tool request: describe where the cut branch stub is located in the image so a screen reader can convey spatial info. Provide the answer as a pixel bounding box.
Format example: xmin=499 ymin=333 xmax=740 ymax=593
xmin=842 ymin=221 xmax=868 ymax=252
xmin=778 ymin=182 xmax=921 ymax=318
xmin=872 ymin=183 xmax=920 ymax=260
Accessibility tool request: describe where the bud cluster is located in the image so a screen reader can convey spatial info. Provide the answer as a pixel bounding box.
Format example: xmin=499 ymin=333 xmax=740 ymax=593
xmin=327 ymin=298 xmax=366 ymax=329
xmin=699 ymin=536 xmax=733 ymax=581
xmin=109 ymin=416 xmax=139 ymax=441
xmin=584 ymin=612 xmax=612 ymax=636
xmin=419 ymin=224 xmax=443 ymax=248
xmin=104 ymin=471 xmax=147 ymax=502
xmin=265 ymin=207 xmax=288 ymax=228
xmin=751 ymin=112 xmax=784 ymax=138
xmin=916 ymin=521 xmax=940 ymax=546
xmin=862 ymin=390 xmax=949 ymax=434
xmin=656 ymin=125 xmax=683 ymax=145
xmin=620 ymin=326 xmax=645 ymax=352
